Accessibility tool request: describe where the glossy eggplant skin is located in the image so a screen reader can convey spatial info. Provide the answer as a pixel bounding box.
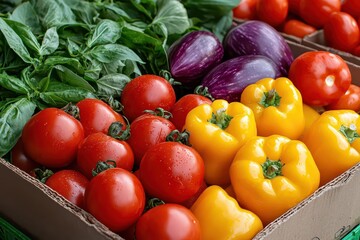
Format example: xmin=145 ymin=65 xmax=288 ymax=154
xmin=201 ymin=55 xmax=279 ymax=102
xmin=223 ymin=20 xmax=293 ymax=76
xmin=168 ymin=30 xmax=224 ymax=85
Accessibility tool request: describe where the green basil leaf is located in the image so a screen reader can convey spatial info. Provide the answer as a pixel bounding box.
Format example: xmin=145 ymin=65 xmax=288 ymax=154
xmin=0 ymin=73 xmax=31 ymax=94
xmin=151 ymin=0 xmax=190 ymax=35
xmin=31 ymin=0 xmax=77 ymax=28
xmin=89 ymin=43 xmax=144 ymax=64
xmin=40 ymin=27 xmax=59 ymax=56
xmin=0 ymin=97 xmax=36 ymax=157
xmin=66 ymin=38 xmax=81 ymax=56
xmin=4 ymin=19 xmax=41 ymax=55
xmin=203 ymin=12 xmax=234 ymax=42
xmin=10 ymin=2 xmax=42 ymax=34
xmin=40 ymin=81 xmax=95 ymax=107
xmin=86 ymin=19 xmax=122 ymax=48
xmin=44 ymin=56 xmax=83 ymax=74
xmin=96 ymin=73 xmax=130 ymax=97
xmin=0 ymin=17 xmax=33 ymax=64
xmin=63 ymin=0 xmax=98 ymax=25
xmin=183 ymin=0 xmax=240 ymax=19
xmin=84 ymin=58 xmax=102 ymax=82
xmin=54 ymin=65 xmax=95 ymax=92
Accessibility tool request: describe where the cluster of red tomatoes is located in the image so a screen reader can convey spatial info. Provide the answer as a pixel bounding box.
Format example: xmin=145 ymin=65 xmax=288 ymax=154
xmin=10 ymin=74 xmax=213 ymax=239
xmin=233 ymin=0 xmax=360 ymax=55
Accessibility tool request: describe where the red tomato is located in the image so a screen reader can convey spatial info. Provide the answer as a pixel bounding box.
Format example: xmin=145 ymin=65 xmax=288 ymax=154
xmin=170 ymin=94 xmax=212 ymax=131
xmin=22 ymin=108 xmax=84 ymax=168
xmin=139 ymin=142 xmax=205 ymax=203
xmin=11 ymin=137 xmax=40 ymax=174
xmin=326 ymin=84 xmax=360 ymax=112
xmin=77 ymin=132 xmax=134 ymax=179
xmin=45 ymin=169 xmax=89 ymax=208
xmin=299 ymin=0 xmax=341 ymax=28
xmin=126 ymin=114 xmax=176 ymax=167
xmin=353 ymin=45 xmax=360 ymax=57
xmin=135 ymin=204 xmax=201 ymax=240
xmin=232 ymin=0 xmax=258 ymax=20
xmin=288 ymin=51 xmax=352 ymax=106
xmin=180 ymin=180 xmax=207 ymax=209
xmin=120 ymin=75 xmax=176 ymax=122
xmin=282 ymin=19 xmax=317 ymax=38
xmin=323 ymin=12 xmax=360 ymax=52
xmin=256 ymin=0 xmax=288 ymax=27
xmin=342 ymin=0 xmax=360 ymax=20
xmin=288 ymin=0 xmax=301 ymax=15
xmin=76 ymin=98 xmax=126 ymax=137
xmin=84 ymin=168 xmax=145 ymax=232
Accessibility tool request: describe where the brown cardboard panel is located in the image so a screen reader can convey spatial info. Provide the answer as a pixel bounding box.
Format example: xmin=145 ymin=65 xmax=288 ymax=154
xmin=253 ymin=162 xmax=360 ymax=240
xmin=0 ymin=158 xmax=120 ymax=240
xmin=303 ymin=30 xmax=360 ymax=66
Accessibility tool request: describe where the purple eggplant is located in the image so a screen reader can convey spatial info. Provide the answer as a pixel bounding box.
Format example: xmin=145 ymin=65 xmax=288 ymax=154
xmin=223 ymin=20 xmax=293 ymax=76
xmin=201 ymin=55 xmax=279 ymax=102
xmin=168 ymin=30 xmax=224 ymax=85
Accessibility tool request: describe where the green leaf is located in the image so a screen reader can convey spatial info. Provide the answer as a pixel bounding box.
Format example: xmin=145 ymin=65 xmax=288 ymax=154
xmin=96 ymin=73 xmax=130 ymax=97
xmin=10 ymin=2 xmax=42 ymax=34
xmin=84 ymin=58 xmax=102 ymax=81
xmin=40 ymin=81 xmax=95 ymax=107
xmin=66 ymin=38 xmax=81 ymax=56
xmin=0 ymin=17 xmax=33 ymax=64
xmin=183 ymin=0 xmax=240 ymax=19
xmin=203 ymin=12 xmax=234 ymax=42
xmin=0 ymin=73 xmax=31 ymax=94
xmin=31 ymin=0 xmax=77 ymax=28
xmin=54 ymin=65 xmax=95 ymax=92
xmin=4 ymin=19 xmax=41 ymax=55
xmin=40 ymin=27 xmax=59 ymax=56
xmin=44 ymin=56 xmax=83 ymax=74
xmin=0 ymin=97 xmax=36 ymax=157
xmin=151 ymin=0 xmax=190 ymax=35
xmin=86 ymin=19 xmax=122 ymax=48
xmin=89 ymin=43 xmax=144 ymax=64
xmin=63 ymin=0 xmax=98 ymax=25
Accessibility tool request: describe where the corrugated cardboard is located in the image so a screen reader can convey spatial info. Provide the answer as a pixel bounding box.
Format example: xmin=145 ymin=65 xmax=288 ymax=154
xmin=0 ymin=40 xmax=359 ymax=240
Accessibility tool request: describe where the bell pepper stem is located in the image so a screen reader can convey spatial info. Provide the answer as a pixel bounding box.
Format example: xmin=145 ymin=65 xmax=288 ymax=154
xmin=339 ymin=124 xmax=360 ymax=144
xmin=208 ymin=108 xmax=233 ymax=130
xmin=259 ymin=89 xmax=281 ymax=108
xmin=261 ymin=158 xmax=284 ymax=179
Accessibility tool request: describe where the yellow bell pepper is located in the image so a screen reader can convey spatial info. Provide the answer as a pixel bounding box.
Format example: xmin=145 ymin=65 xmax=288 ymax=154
xmin=184 ymin=99 xmax=257 ymax=186
xmin=191 ymin=185 xmax=263 ymax=240
xmin=240 ymin=77 xmax=305 ymax=139
xmin=302 ymin=110 xmax=360 ymax=186
xmin=229 ymin=135 xmax=320 ymax=226
xmin=298 ymin=104 xmax=321 ymax=141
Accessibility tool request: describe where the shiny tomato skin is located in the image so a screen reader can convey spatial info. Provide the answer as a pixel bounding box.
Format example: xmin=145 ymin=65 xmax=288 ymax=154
xmin=120 ymin=75 xmax=176 ymax=122
xmin=288 ymin=51 xmax=351 ymax=106
xmin=170 ymin=94 xmax=212 ymax=131
xmin=326 ymin=84 xmax=360 ymax=112
xmin=139 ymin=142 xmax=205 ymax=203
xmin=135 ymin=204 xmax=201 ymax=240
xmin=77 ymin=98 xmax=126 ymax=137
xmin=232 ymin=0 xmax=258 ymax=20
xmin=299 ymin=0 xmax=341 ymax=28
xmin=77 ymin=132 xmax=134 ymax=179
xmin=342 ymin=0 xmax=360 ymax=20
xmin=256 ymin=0 xmax=288 ymax=27
xmin=126 ymin=114 xmax=176 ymax=167
xmin=288 ymin=0 xmax=301 ymax=15
xmin=11 ymin=137 xmax=40 ymax=174
xmin=323 ymin=12 xmax=360 ymax=52
xmin=84 ymin=168 xmax=145 ymax=232
xmin=282 ymin=19 xmax=317 ymax=38
xmin=22 ymin=108 xmax=84 ymax=168
xmin=45 ymin=169 xmax=89 ymax=208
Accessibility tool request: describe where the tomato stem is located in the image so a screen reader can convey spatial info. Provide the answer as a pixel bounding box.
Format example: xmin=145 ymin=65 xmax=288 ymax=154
xmin=194 ymin=85 xmax=215 ymax=101
xmin=32 ymin=167 xmax=54 ymax=183
xmin=108 ymin=119 xmax=131 ymax=141
xmin=92 ymin=160 xmax=117 ymax=177
xmin=100 ymin=96 xmax=124 ymax=113
xmin=62 ymin=103 xmax=80 ymax=120
xmin=143 ymin=108 xmax=173 ymax=119
xmin=144 ymin=198 xmax=165 ymax=212
xmin=159 ymin=69 xmax=181 ymax=86
xmin=166 ymin=129 xmax=191 ymax=146
xmin=261 ymin=158 xmax=284 ymax=179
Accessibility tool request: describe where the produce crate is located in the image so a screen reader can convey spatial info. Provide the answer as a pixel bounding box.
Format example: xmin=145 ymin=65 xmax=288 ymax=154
xmin=0 ymin=41 xmax=360 ymax=240
xmin=0 ymin=216 xmax=31 ymax=240
xmin=342 ymin=225 xmax=360 ymax=240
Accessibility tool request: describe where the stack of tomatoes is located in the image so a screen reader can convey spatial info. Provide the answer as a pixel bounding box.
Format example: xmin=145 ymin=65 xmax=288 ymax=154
xmin=11 ymin=74 xmax=213 ymax=240
xmin=233 ymin=0 xmax=360 ymax=56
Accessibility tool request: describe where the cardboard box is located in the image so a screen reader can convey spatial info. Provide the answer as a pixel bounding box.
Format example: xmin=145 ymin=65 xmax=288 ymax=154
xmin=0 ymin=41 xmax=360 ymax=240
